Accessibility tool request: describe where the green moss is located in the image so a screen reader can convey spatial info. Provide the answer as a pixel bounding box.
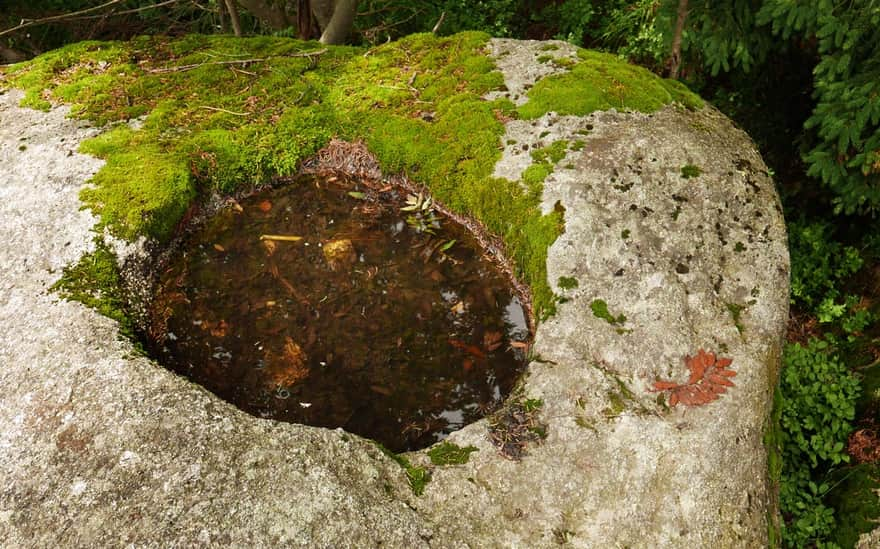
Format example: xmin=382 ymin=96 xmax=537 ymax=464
xmin=523 ymin=398 xmax=544 ymax=412
xmin=551 ymin=57 xmax=576 ymax=69
xmin=522 ymin=163 xmax=553 ymax=190
xmin=531 ymin=139 xmax=568 ymax=164
xmin=427 ymin=441 xmax=478 ymax=465
xmin=557 ymin=276 xmax=578 ymax=290
xmin=79 ymin=128 xmax=195 ymax=241
xmin=518 ymin=49 xmax=703 ymax=120
xmin=680 ymin=164 xmax=703 ymax=179
xmin=536 ymin=55 xmax=552 ymax=64
xmin=726 ymin=302 xmax=746 ymax=334
xmin=6 ymin=32 xmax=705 ymax=322
xmin=763 ymin=371 xmax=783 ymax=548
xmin=827 ymin=464 xmax=880 ymax=548
xmin=570 ymin=140 xmax=586 ymax=151
xmin=591 ymin=299 xmax=626 ymax=325
xmin=50 ymin=238 xmax=138 ymax=345
xmin=604 ymin=392 xmax=627 ymax=418
xmin=539 ymin=44 xmax=560 ymax=51
xmin=374 ymin=443 xmax=431 ymax=496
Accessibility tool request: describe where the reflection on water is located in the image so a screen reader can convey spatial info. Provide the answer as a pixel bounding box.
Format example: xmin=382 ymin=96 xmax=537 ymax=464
xmin=147 ymin=175 xmax=529 ymax=451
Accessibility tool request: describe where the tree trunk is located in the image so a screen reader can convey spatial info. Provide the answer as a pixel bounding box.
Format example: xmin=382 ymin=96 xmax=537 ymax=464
xmin=218 ymin=0 xmax=229 ymax=34
xmin=236 ymin=0 xmax=290 ymax=30
xmin=317 ymin=0 xmax=357 ymax=45
xmin=309 ymin=0 xmax=334 ymax=30
xmin=668 ymin=0 xmax=689 ymax=79
xmin=225 ymin=0 xmax=243 ymax=37
xmin=297 ymin=0 xmax=312 ymax=39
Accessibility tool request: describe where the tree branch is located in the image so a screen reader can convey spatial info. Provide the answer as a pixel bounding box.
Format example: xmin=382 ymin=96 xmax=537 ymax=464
xmin=0 ymin=0 xmax=125 ymax=38
xmin=668 ymin=0 xmax=689 ymax=79
xmin=0 ymin=0 xmax=187 ymax=37
xmin=225 ymin=0 xmax=243 ymax=36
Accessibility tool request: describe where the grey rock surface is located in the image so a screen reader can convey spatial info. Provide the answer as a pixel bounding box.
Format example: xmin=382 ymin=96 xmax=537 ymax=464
xmin=0 ymin=89 xmax=428 ymax=548
xmin=0 ymin=35 xmax=789 ymax=548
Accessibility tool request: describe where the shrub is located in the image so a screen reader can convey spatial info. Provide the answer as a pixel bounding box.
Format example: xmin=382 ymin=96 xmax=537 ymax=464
xmin=779 ymin=338 xmax=860 ymax=547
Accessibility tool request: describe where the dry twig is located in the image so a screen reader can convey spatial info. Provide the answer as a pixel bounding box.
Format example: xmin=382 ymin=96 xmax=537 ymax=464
xmin=149 ymin=49 xmax=328 ymax=74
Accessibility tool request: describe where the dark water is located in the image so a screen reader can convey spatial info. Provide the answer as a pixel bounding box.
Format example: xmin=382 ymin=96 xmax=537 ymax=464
xmin=147 ymin=175 xmax=529 ymax=451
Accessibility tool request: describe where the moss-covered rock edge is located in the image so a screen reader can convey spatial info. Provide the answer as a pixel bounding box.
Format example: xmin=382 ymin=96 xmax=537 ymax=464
xmin=0 ymin=32 xmax=701 ymax=320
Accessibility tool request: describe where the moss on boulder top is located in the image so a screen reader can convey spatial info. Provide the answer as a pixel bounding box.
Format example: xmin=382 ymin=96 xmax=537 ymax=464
xmin=0 ymin=32 xmax=701 ymax=318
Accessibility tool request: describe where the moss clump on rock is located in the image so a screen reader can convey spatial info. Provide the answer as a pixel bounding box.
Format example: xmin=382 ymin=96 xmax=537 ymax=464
xmin=50 ymin=238 xmax=138 ymax=343
xmin=517 ymin=49 xmax=703 ymax=120
xmin=1 ymin=32 xmax=702 ymax=319
xmin=427 ymin=441 xmax=478 ymax=465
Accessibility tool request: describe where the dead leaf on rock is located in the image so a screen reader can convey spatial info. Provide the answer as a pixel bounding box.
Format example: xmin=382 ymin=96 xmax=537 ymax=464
xmin=650 ymin=349 xmax=737 ymax=407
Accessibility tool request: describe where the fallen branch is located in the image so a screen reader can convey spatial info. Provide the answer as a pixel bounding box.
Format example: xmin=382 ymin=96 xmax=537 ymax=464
xmin=200 ymin=105 xmax=248 ymax=116
xmin=260 ymin=234 xmax=304 ymax=242
xmin=149 ymin=49 xmax=328 ymax=74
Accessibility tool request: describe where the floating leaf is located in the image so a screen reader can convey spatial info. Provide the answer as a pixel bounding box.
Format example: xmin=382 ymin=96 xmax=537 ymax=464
xmin=258 ymin=200 xmax=273 ymax=212
xmin=400 ymin=193 xmax=423 ymax=212
xmin=213 ymin=243 xmax=225 ymax=252
xmin=440 ymin=239 xmax=456 ymax=252
xmin=650 ymin=349 xmax=737 ymax=408
xmin=347 ymin=191 xmax=366 ymax=200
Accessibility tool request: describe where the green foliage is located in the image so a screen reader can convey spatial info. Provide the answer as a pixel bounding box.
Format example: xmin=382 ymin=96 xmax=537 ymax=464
xmin=557 ymin=276 xmax=579 ymax=290
xmin=788 ymin=218 xmax=863 ymax=316
xmin=599 ymin=0 xmax=667 ymax=68
xmin=674 ymin=0 xmax=880 ymax=214
xmin=779 ymin=338 xmax=859 ymax=547
xmin=825 ymin=464 xmax=880 ymax=548
xmin=536 ymin=0 xmax=595 ymax=44
xmin=427 ymin=441 xmax=478 ymax=465
xmin=354 ymin=0 xmax=522 ymax=43
xmin=781 ymin=339 xmax=858 ymax=468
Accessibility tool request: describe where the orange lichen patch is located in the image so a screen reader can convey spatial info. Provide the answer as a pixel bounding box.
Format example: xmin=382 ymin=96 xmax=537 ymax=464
xmin=651 ymin=349 xmax=737 ymax=407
